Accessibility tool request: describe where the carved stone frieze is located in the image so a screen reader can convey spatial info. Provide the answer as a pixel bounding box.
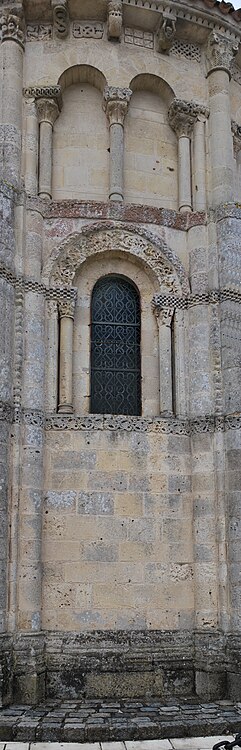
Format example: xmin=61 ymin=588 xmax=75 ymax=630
xmin=107 ymin=0 xmax=122 ymax=40
xmin=51 ymin=0 xmax=69 ymax=38
xmin=232 ymin=120 xmax=241 ymax=156
xmin=103 ymin=86 xmax=132 ymax=126
xmin=46 ymin=224 xmax=186 ymax=296
xmin=0 ymin=13 xmax=25 ymax=48
xmin=26 ymin=24 xmax=52 ymax=41
xmin=72 ymin=22 xmax=104 ymax=39
xmin=36 ymin=98 xmax=60 ymax=126
xmin=168 ymin=100 xmax=208 ymax=138
xmin=24 ymin=86 xmax=62 ymax=112
xmin=206 ymin=31 xmax=239 ymax=77
xmin=157 ymin=18 xmax=176 ymax=54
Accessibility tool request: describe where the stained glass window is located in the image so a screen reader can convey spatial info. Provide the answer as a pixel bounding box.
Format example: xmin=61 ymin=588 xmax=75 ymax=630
xmin=90 ymin=275 xmax=141 ymax=415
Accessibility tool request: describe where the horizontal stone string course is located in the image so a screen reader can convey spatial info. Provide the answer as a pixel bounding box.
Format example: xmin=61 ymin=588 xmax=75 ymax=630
xmin=2 ymin=404 xmax=241 ymax=434
xmin=1 ymin=262 xmax=241 ymax=308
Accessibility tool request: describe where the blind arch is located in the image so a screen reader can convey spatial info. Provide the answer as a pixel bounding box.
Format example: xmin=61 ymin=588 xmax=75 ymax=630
xmin=90 ymin=275 xmax=141 ymax=415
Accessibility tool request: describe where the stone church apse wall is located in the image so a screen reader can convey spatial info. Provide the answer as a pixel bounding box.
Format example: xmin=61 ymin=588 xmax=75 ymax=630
xmin=1 ymin=0 xmax=241 ymax=705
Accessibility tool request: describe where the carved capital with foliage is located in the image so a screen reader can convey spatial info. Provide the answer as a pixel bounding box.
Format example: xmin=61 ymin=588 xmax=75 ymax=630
xmin=0 ymin=13 xmax=25 ymax=48
xmin=107 ymin=0 xmax=122 ymax=40
xmin=36 ymin=97 xmax=60 ymax=126
xmin=168 ymin=99 xmax=203 ymax=138
xmin=103 ymin=86 xmax=132 ymax=125
xmin=153 ymin=305 xmax=174 ymax=327
xmin=58 ymin=297 xmax=76 ymax=319
xmin=206 ymin=31 xmax=238 ymax=77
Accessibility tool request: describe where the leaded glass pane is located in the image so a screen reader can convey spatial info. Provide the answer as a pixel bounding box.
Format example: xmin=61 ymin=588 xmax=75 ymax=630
xmin=90 ymin=276 xmax=141 ymax=415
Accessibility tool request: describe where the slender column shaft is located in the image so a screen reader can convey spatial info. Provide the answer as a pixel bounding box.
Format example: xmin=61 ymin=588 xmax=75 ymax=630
xmin=193 ymin=117 xmax=207 ymax=211
xmin=37 ymin=98 xmax=59 ymax=199
xmin=155 ymin=308 xmax=173 ymax=415
xmin=173 ymin=308 xmax=187 ymax=416
xmin=58 ymin=300 xmax=76 ymax=413
xmin=178 ymin=135 xmax=192 ymax=212
xmin=45 ymin=301 xmax=58 ymax=412
xmin=103 ymin=86 xmax=132 ymax=203
xmin=39 ymin=120 xmax=53 ymax=199
xmin=109 ymin=122 xmax=124 ymax=201
xmin=24 ymin=98 xmax=38 ymax=195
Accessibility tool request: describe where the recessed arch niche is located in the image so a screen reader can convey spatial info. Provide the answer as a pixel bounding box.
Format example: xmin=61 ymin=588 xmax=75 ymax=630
xmin=52 ymin=65 xmax=109 ymax=201
xmin=125 ymin=74 xmax=177 ymax=209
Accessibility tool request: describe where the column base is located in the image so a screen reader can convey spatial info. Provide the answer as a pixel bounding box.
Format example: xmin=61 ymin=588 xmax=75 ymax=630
xmin=38 ymin=192 xmax=51 ymax=200
xmin=58 ymin=404 xmax=74 ymax=414
xmin=109 ymin=193 xmax=123 ymax=201
xmin=179 ymin=204 xmax=192 ymax=212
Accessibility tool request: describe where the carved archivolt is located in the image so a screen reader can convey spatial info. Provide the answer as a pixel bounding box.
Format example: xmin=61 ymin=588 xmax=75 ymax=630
xmin=42 ymin=222 xmax=189 ymax=296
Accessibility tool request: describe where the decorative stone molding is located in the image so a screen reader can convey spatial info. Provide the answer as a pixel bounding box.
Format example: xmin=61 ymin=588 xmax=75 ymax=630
xmin=24 ymin=86 xmax=62 ymax=112
xmin=72 ymin=22 xmax=104 ymax=39
xmin=157 ymin=17 xmax=176 ymax=54
xmin=45 ymin=224 xmax=187 ymax=295
xmin=124 ymin=27 xmax=154 ymax=49
xmin=205 ymin=31 xmax=239 ymax=77
xmin=51 ymin=0 xmax=69 ymax=38
xmin=26 ymin=24 xmax=52 ymax=41
xmin=107 ymin=0 xmax=122 ymax=40
xmin=0 ymin=13 xmax=25 ymax=48
xmin=36 ymin=98 xmax=60 ymax=126
xmin=168 ymin=100 xmax=208 ymax=138
xmin=103 ymin=86 xmax=132 ymax=125
xmin=232 ymin=120 xmax=241 ymax=156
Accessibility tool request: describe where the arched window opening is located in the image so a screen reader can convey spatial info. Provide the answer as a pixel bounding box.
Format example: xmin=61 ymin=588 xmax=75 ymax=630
xmin=90 ymin=276 xmax=141 ymax=415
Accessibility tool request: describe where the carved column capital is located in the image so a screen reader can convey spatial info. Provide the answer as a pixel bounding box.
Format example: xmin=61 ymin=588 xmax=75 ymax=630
xmin=153 ymin=306 xmax=174 ymax=327
xmin=103 ymin=86 xmax=132 ymax=126
xmin=36 ymin=98 xmax=60 ymax=126
xmin=232 ymin=120 xmax=241 ymax=156
xmin=51 ymin=0 xmax=69 ymax=38
xmin=0 ymin=13 xmax=25 ymax=48
xmin=206 ymin=31 xmax=239 ymax=78
xmin=58 ymin=297 xmax=76 ymax=319
xmin=168 ymin=99 xmax=199 ymax=138
xmin=107 ymin=0 xmax=122 ymax=40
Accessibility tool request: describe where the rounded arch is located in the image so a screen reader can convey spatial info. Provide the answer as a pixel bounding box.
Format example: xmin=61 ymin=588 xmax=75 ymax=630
xmin=58 ymin=64 xmax=107 ymax=93
xmin=42 ymin=221 xmax=190 ymax=296
xmin=129 ymin=73 xmax=175 ymax=107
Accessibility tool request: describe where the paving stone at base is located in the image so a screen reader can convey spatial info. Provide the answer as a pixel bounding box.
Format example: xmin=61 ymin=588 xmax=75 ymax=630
xmin=1 ymin=701 xmax=241 ymax=743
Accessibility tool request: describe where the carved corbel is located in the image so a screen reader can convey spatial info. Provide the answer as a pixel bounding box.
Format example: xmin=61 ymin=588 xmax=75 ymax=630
xmin=0 ymin=12 xmax=25 ymax=48
xmin=157 ymin=8 xmax=176 ymax=54
xmin=205 ymin=31 xmax=238 ymax=78
xmin=51 ymin=0 xmax=69 ymax=39
xmin=107 ymin=0 xmax=122 ymax=41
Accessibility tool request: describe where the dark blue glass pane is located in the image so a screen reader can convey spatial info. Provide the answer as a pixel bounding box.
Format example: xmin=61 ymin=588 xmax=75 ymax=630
xmin=90 ymin=276 xmax=141 ymax=415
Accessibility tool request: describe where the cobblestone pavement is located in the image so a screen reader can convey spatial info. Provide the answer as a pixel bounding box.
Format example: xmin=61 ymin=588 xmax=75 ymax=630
xmin=0 ymin=737 xmax=238 ymax=750
xmin=0 ymin=701 xmax=241 ymax=743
